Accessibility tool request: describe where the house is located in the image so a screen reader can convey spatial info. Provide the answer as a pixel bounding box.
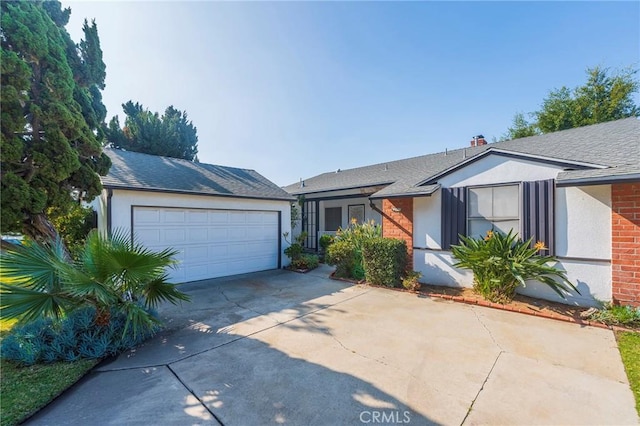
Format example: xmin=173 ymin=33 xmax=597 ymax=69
xmin=94 ymin=148 xmax=294 ymax=283
xmin=285 ymin=118 xmax=640 ymax=307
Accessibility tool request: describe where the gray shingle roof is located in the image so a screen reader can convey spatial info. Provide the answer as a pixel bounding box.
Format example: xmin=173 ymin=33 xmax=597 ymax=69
xmin=285 ymin=118 xmax=640 ymax=198
xmin=102 ymin=148 xmax=294 ymax=201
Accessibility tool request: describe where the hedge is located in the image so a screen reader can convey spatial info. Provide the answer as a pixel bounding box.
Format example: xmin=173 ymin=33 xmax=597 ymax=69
xmin=362 ymin=238 xmax=408 ymax=287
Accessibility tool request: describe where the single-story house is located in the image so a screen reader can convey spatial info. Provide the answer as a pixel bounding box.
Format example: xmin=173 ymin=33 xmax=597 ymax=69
xmin=94 ymin=148 xmax=294 ymax=283
xmin=284 ymin=118 xmax=640 ymax=307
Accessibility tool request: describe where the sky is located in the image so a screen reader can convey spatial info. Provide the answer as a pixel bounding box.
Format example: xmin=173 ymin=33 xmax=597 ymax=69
xmin=64 ymin=1 xmax=640 ymax=187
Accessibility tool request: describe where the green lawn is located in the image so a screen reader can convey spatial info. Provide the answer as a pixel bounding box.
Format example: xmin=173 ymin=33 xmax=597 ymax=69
xmin=0 ymin=319 xmax=97 ymax=426
xmin=617 ymin=331 xmax=640 ymax=416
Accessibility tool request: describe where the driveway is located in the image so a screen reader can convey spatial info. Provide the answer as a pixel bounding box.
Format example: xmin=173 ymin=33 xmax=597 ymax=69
xmin=29 ymin=266 xmax=638 ymax=425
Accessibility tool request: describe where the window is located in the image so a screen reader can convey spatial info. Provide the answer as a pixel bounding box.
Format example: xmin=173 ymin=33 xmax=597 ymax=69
xmin=325 ymin=207 xmax=342 ymax=232
xmin=442 ymin=180 xmax=554 ymax=253
xmin=348 ymin=204 xmax=365 ymax=225
xmin=467 ymin=184 xmax=520 ymax=238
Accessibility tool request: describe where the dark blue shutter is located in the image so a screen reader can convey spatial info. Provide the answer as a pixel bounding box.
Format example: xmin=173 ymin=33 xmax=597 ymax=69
xmin=441 ymin=187 xmax=466 ymax=249
xmin=522 ymin=179 xmax=555 ymax=255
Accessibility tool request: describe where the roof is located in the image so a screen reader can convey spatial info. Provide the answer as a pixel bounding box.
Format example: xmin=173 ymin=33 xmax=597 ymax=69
xmin=102 ymin=148 xmax=294 ymax=201
xmin=285 ymin=117 xmax=640 ymax=198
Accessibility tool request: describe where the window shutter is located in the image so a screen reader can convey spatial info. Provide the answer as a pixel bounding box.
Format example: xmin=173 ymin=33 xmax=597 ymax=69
xmin=441 ymin=187 xmax=466 ymax=249
xmin=522 ymin=179 xmax=555 ymax=255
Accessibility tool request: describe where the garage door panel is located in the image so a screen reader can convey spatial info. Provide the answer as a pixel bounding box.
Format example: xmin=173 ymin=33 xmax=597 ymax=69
xmin=185 ymin=245 xmax=208 ymax=261
xmin=188 ymin=228 xmax=209 ymax=242
xmin=229 ymin=212 xmax=247 ymax=223
xmin=164 ymin=210 xmax=186 ymax=223
xmin=135 ymin=208 xmax=161 ymax=223
xmin=209 ymin=211 xmax=228 ymax=224
xmin=187 ymin=211 xmax=208 ymax=223
xmin=136 ymin=229 xmax=161 ymax=244
xmin=228 ymin=227 xmax=247 ymax=240
xmin=208 ymin=228 xmax=228 ymax=240
xmin=165 ymin=229 xmax=186 ymax=242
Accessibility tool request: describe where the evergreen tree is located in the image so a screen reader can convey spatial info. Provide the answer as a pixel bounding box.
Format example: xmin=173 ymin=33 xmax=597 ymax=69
xmin=106 ymin=102 xmax=199 ymax=161
xmin=0 ymin=1 xmax=110 ymax=247
xmin=502 ymin=66 xmax=639 ymax=139
xmin=501 ymin=112 xmax=540 ymax=141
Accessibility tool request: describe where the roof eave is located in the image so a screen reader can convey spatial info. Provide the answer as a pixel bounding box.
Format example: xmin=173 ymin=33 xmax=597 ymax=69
xmin=103 ymin=184 xmax=295 ymax=202
xmin=556 ymin=173 xmax=640 ymax=187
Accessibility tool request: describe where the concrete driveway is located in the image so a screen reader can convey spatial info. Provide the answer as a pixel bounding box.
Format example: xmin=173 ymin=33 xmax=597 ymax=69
xmin=29 ymin=266 xmax=638 ymax=425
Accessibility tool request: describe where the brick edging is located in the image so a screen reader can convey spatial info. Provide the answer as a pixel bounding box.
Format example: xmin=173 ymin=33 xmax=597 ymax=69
xmin=421 ymin=290 xmax=637 ymax=333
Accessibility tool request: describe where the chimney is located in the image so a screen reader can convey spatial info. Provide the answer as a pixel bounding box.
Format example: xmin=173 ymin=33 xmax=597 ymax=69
xmin=470 ymin=134 xmax=487 ymax=147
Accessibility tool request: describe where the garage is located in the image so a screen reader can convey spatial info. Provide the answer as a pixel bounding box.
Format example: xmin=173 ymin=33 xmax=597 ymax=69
xmin=95 ymin=148 xmax=293 ymax=283
xmin=133 ymin=207 xmax=280 ymax=282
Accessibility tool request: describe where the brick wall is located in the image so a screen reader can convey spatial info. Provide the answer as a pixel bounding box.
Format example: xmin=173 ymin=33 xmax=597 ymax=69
xmin=611 ymin=182 xmax=640 ymax=306
xmin=381 ymin=198 xmax=413 ymax=268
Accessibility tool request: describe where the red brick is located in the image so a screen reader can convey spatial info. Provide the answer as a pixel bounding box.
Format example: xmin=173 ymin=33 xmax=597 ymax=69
xmin=611 ymin=183 xmax=640 ymax=307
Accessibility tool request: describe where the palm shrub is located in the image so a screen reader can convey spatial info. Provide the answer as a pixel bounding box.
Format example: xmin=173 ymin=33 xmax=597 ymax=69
xmin=0 ymin=230 xmax=190 ymax=341
xmin=451 ymin=230 xmax=579 ymax=303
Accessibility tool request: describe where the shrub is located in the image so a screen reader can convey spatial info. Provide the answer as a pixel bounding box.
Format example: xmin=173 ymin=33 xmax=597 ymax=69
xmin=402 ymin=270 xmax=422 ymax=292
xmin=326 ymin=220 xmax=382 ymax=280
xmin=284 ymin=231 xmax=307 ymax=262
xmin=451 ymin=230 xmax=579 ymax=304
xmin=319 ymin=234 xmax=335 ymax=252
xmin=291 ymin=254 xmax=320 ymax=271
xmin=0 ymin=230 xmax=190 ymax=338
xmin=48 ymin=204 xmax=96 ymax=259
xmin=326 ymin=240 xmax=359 ymax=279
xmin=0 ymin=306 xmax=158 ymax=365
xmin=362 ymin=238 xmax=408 ymax=287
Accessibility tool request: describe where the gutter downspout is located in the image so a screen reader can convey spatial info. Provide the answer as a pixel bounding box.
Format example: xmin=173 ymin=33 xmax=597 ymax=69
xmin=106 ymin=188 xmax=113 ymax=234
xmin=369 ymin=199 xmax=383 ymax=216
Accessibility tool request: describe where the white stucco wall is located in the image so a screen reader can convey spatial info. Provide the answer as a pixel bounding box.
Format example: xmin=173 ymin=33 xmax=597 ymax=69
xmin=440 ymin=155 xmax=567 ymax=188
xmin=99 ymin=189 xmax=292 ymax=266
xmin=412 ymin=155 xmax=613 ymax=307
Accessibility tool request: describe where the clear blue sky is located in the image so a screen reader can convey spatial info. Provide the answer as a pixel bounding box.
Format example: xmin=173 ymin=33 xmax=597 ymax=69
xmin=64 ymin=1 xmax=640 ymax=187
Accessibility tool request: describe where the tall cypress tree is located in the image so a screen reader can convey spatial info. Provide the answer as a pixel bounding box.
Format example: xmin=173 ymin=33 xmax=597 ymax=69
xmin=0 ymin=1 xmax=110 ymax=248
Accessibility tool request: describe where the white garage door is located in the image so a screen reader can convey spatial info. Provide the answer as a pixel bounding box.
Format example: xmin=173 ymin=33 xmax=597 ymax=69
xmin=133 ymin=207 xmax=279 ymax=283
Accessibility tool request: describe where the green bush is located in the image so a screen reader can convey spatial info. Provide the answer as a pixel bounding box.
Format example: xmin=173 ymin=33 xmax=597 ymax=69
xmin=326 ymin=240 xmax=358 ymax=278
xmin=362 ymin=238 xmax=408 ymax=287
xmin=402 ymin=270 xmax=422 ymax=292
xmin=319 ymin=234 xmax=335 ymax=252
xmin=0 ymin=306 xmax=158 ymax=365
xmin=451 ymin=230 xmax=579 ymax=303
xmin=284 ymin=231 xmax=307 ymax=264
xmin=48 ymin=204 xmax=96 ymax=259
xmin=326 ymin=220 xmax=382 ymax=280
xmin=291 ymin=254 xmax=320 ymax=271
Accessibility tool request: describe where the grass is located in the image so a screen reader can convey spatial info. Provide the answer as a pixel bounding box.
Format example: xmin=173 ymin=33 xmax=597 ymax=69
xmin=0 ymin=319 xmax=98 ymax=426
xmin=616 ymin=331 xmax=640 ymax=417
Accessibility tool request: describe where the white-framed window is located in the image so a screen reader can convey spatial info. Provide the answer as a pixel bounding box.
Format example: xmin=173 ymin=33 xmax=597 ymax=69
xmin=324 ymin=207 xmax=342 ymax=232
xmin=467 ymin=184 xmax=520 ymax=238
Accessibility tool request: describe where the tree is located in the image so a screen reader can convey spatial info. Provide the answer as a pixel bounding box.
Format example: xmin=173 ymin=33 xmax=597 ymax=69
xmin=501 ymin=113 xmax=540 ymax=141
xmin=0 ymin=1 xmax=110 ymax=248
xmin=502 ymin=66 xmax=639 ymax=139
xmin=105 ymin=102 xmax=199 ymax=161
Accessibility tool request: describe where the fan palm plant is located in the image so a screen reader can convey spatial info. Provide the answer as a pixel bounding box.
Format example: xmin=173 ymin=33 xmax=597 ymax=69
xmin=1 ymin=230 xmax=190 ymax=337
xmin=451 ymin=229 xmax=579 ymax=303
